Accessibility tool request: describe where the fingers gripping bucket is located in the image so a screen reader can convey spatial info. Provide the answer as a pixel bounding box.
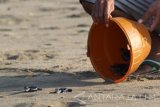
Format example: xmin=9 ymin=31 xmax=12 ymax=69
xmin=87 ymin=17 xmax=151 ymax=83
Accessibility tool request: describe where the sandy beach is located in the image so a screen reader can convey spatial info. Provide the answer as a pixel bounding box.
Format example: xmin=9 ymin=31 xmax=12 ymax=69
xmin=0 ymin=0 xmax=160 ymax=107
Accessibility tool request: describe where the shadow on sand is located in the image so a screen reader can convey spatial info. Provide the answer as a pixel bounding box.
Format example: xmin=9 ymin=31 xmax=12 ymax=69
xmin=0 ymin=68 xmax=114 ymax=92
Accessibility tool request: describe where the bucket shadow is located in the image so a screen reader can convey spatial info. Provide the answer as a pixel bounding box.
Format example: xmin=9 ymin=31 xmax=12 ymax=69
xmin=0 ymin=68 xmax=113 ymax=92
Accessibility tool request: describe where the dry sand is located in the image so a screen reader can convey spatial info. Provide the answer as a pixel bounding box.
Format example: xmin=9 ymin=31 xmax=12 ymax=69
xmin=0 ymin=0 xmax=160 ymax=107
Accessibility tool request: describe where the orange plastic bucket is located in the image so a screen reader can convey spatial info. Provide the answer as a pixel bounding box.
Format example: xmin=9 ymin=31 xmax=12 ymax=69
xmin=87 ymin=17 xmax=151 ymax=83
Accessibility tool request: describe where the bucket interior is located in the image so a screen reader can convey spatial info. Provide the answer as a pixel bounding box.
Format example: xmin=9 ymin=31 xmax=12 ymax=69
xmin=104 ymin=20 xmax=131 ymax=80
xmin=89 ymin=20 xmax=132 ymax=82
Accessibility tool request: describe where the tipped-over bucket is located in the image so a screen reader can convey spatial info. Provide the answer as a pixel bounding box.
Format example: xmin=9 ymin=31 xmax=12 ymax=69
xmin=87 ymin=17 xmax=151 ymax=83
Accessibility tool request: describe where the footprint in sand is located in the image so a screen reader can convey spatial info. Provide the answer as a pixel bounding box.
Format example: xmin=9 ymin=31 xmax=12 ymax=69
xmin=44 ymin=43 xmax=52 ymax=46
xmin=0 ymin=28 xmax=12 ymax=32
xmin=0 ymin=0 xmax=9 ymax=3
xmin=25 ymin=50 xmax=40 ymax=53
xmin=77 ymin=24 xmax=89 ymax=28
xmin=6 ymin=54 xmax=19 ymax=60
xmin=0 ymin=95 xmax=4 ymax=98
xmin=67 ymin=14 xmax=81 ymax=18
xmin=39 ymin=26 xmax=60 ymax=31
xmin=67 ymin=12 xmax=87 ymax=18
xmin=77 ymin=29 xmax=88 ymax=33
xmin=38 ymin=7 xmax=56 ymax=12
xmin=4 ymin=50 xmax=56 ymax=61
xmin=66 ymin=7 xmax=77 ymax=11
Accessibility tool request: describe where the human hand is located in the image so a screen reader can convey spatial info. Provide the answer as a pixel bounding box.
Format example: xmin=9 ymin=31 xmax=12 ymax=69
xmin=91 ymin=0 xmax=114 ymax=27
xmin=138 ymin=0 xmax=160 ymax=32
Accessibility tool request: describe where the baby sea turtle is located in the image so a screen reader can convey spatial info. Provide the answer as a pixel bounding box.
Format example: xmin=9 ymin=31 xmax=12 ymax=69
xmin=111 ymin=64 xmax=129 ymax=76
xmin=54 ymin=88 xmax=72 ymax=94
xmin=120 ymin=48 xmax=130 ymax=62
xmin=24 ymin=86 xmax=42 ymax=92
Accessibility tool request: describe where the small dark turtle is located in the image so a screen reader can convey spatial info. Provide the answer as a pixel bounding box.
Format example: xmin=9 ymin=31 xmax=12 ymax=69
xmin=120 ymin=48 xmax=130 ymax=62
xmin=54 ymin=88 xmax=72 ymax=94
xmin=111 ymin=64 xmax=129 ymax=76
xmin=24 ymin=86 xmax=42 ymax=92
